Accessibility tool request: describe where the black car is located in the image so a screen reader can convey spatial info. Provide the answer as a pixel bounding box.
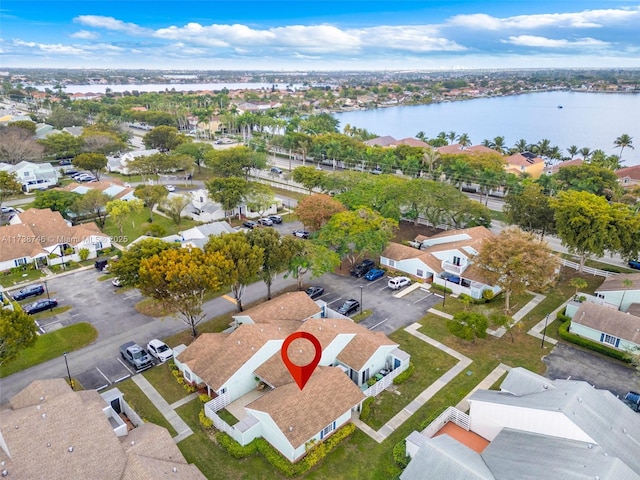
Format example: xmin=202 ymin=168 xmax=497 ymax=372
xmin=243 ymin=220 xmax=258 ymax=229
xmin=305 ymin=286 xmax=325 ymax=299
xmin=24 ymin=298 xmax=58 ymax=314
xmin=350 ymin=259 xmax=375 ymax=277
xmin=292 ymin=230 xmax=310 ymax=239
xmin=268 ymin=215 xmax=283 ymax=224
xmin=12 ymin=284 xmax=45 ymax=301
xmin=337 ymin=299 xmax=360 ymax=316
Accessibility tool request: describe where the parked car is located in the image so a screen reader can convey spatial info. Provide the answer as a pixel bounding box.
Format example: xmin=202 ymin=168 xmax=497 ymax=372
xmin=268 ymin=214 xmax=282 ymax=224
xmin=441 ymin=272 xmax=461 ymax=285
xmin=364 ymin=268 xmax=385 ymax=281
xmin=629 ymin=260 xmax=640 ymax=270
xmin=337 ymin=299 xmax=360 ymax=316
xmin=12 ymin=284 xmax=45 ymax=301
xmin=270 ymin=166 xmax=283 ymax=174
xmin=24 ymin=298 xmax=58 ymax=314
xmin=305 ymin=286 xmax=325 ymax=299
xmin=120 ymin=342 xmax=153 ymax=370
xmin=350 ymin=259 xmax=375 ymax=277
xmin=147 ymin=339 xmax=174 ymax=362
xmin=258 ymin=217 xmax=273 ymax=226
xmin=95 ymin=258 xmax=109 ymax=271
xmin=112 ymin=277 xmax=122 ymax=287
xmin=292 ymin=230 xmax=310 ymax=239
xmin=243 ymin=220 xmax=258 ymax=229
xmin=371 ymin=167 xmax=383 ymax=175
xmin=58 ymin=159 xmax=72 ymax=166
xmin=388 ymin=276 xmax=411 ymax=290
xmin=1 ymin=206 xmax=16 ymax=214
xmin=64 ymin=169 xmax=79 ymax=176
xmin=623 ymin=391 xmax=640 ymax=412
xmin=165 ymin=184 xmax=176 ymax=192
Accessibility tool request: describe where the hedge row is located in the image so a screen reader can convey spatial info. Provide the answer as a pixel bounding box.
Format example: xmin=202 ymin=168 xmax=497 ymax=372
xmin=392 ymin=440 xmax=410 ymax=469
xmin=359 ymin=397 xmax=374 ymax=422
xmin=558 ymin=320 xmax=631 ymax=363
xmin=215 ymin=422 xmax=357 ymax=477
xmin=393 ymin=363 xmax=415 ymax=385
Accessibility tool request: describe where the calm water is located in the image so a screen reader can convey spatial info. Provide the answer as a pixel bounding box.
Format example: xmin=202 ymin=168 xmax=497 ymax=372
xmin=335 ymin=91 xmax=640 ymax=166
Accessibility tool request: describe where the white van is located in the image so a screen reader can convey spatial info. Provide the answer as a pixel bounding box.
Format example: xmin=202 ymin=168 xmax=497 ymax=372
xmin=388 ymin=276 xmax=411 ymax=290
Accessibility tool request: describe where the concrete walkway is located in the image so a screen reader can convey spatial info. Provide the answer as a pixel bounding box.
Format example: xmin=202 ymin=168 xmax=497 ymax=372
xmin=455 ymin=363 xmax=510 ymax=412
xmin=527 ymin=299 xmax=572 ymax=346
xmin=131 ymin=374 xmax=194 ymax=443
xmin=353 ymin=322 xmax=472 ymax=443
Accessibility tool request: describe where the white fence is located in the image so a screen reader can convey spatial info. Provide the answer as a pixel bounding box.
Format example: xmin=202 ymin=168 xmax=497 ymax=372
xmin=205 ymin=391 xmax=230 ymax=414
xmin=362 ymin=366 xmax=404 ymax=398
xmin=560 ymin=259 xmax=618 ymax=278
xmin=422 ymin=406 xmax=470 ymax=438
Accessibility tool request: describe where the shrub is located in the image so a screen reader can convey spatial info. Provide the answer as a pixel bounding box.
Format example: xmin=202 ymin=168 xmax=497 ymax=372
xmin=393 ymin=440 xmax=409 ymax=469
xmin=199 ymin=393 xmax=211 ymax=403
xmin=558 ymin=320 xmax=631 ymax=363
xmin=430 ymin=283 xmax=452 ymax=294
xmin=360 ymin=397 xmax=374 ymax=422
xmin=393 ymin=363 xmax=415 ymax=385
xmin=199 ymin=410 xmax=213 ymax=429
xmin=78 ymin=248 xmax=90 ymax=261
xmin=183 ymin=382 xmax=196 ymax=393
xmin=482 ymin=289 xmax=495 ymax=301
xmin=216 ymin=432 xmax=257 ymax=458
xmin=367 ymin=377 xmax=377 ymax=387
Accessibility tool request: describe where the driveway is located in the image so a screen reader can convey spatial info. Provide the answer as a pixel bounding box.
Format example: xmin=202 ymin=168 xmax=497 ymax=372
xmin=543 ymin=342 xmax=640 ymax=399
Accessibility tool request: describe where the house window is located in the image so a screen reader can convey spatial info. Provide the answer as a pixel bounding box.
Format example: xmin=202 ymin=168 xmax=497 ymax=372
xmin=416 ymin=269 xmax=424 ymax=277
xmin=453 ymin=256 xmax=461 ymax=266
xmin=14 ymin=258 xmax=26 ymax=266
xmin=601 ymin=333 xmax=619 ymax=347
xmin=184 ymin=370 xmax=192 ymax=381
xmin=320 ymin=421 xmax=335 ymax=439
xmin=389 ymin=260 xmax=395 ymax=268
xmin=219 ymin=387 xmax=227 ymax=394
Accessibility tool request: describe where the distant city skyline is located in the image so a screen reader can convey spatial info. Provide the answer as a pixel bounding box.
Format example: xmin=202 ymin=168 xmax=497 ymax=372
xmin=3 ymin=1 xmax=640 ymax=71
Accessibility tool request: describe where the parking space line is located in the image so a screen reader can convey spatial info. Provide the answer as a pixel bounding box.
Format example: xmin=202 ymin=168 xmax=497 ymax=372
xmin=413 ymin=293 xmax=433 ymax=304
xmin=369 ymin=318 xmax=388 ymax=330
xmin=379 ymin=285 xmax=390 ymax=292
xmin=117 ymin=357 xmax=135 ymax=375
xmin=327 ymin=297 xmax=343 ymax=306
xmin=96 ymin=383 xmax=111 ymax=391
xmin=96 ymin=367 xmax=113 ymax=385
xmin=113 ymin=374 xmax=131 ymax=384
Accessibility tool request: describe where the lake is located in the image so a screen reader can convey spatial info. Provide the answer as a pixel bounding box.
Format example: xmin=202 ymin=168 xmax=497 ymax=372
xmin=334 ymin=91 xmax=640 ymax=166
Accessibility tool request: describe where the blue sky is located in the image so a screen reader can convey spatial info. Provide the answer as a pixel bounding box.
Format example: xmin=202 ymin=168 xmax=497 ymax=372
xmin=2 ymin=1 xmax=640 ymax=70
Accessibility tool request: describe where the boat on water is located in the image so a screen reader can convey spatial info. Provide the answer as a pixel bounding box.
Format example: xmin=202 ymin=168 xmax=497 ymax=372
xmin=557 ymin=105 xmax=563 ymax=109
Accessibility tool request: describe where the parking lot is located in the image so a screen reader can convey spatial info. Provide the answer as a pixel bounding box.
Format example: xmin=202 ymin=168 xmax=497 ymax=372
xmin=308 ymin=270 xmax=441 ymax=335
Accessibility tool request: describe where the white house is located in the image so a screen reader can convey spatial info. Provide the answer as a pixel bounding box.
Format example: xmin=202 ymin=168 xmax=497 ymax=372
xmin=174 ymin=291 xmax=410 ymax=462
xmin=593 ymin=273 xmax=640 ymax=312
xmin=402 ymin=368 xmax=640 ymax=479
xmin=106 ymin=149 xmax=159 ymax=174
xmin=380 ymin=226 xmax=500 ymax=300
xmin=569 ymin=302 xmax=640 ymax=352
xmin=0 ymin=208 xmax=111 ymax=272
xmin=0 ymin=160 xmax=59 ymax=192
xmin=187 ymin=188 xmax=279 ymax=223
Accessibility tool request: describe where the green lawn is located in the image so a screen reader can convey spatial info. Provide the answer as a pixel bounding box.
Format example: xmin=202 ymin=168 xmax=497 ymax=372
xmin=364 ymin=329 xmax=457 ymax=430
xmin=142 ymin=362 xmax=190 ymax=405
xmin=432 ymin=291 xmax=535 ymax=318
xmin=115 ymin=378 xmax=178 ymax=436
xmin=0 ymin=322 xmax=97 ymax=378
xmin=0 ymin=268 xmax=45 ymax=288
xmin=101 ymin=208 xmax=201 ymax=245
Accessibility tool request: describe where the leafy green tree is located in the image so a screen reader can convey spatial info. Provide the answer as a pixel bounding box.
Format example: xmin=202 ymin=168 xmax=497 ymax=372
xmin=32 ymin=189 xmax=81 ymax=215
xmin=551 ymin=190 xmax=617 ymax=271
xmin=205 ymin=177 xmax=251 ymax=223
xmin=295 ymin=194 xmax=346 ymax=231
xmin=291 ymin=166 xmax=327 ymax=194
xmin=300 ymin=113 xmax=340 ymax=134
xmin=46 ymin=106 xmax=85 ymax=129
xmin=555 ymin=164 xmax=620 ymax=197
xmin=447 ymin=312 xmax=488 ymax=343
xmin=474 ymin=227 xmax=558 ymax=313
xmin=285 ymin=240 xmax=341 ymax=291
xmin=71 ymin=189 xmax=110 ymax=227
xmin=143 ymin=125 xmax=189 ymax=152
xmin=106 ymin=198 xmax=143 ymax=236
xmin=569 ymin=278 xmax=588 ymax=296
xmin=204 ymin=146 xmax=266 ymax=178
xmin=39 ymin=132 xmax=83 ymax=160
xmin=139 ymin=248 xmax=233 ymax=337
xmin=80 ymin=128 xmax=126 ymax=155
xmin=8 ymin=120 xmax=36 ymax=134
xmin=0 ymin=308 xmax=38 ymax=366
xmin=205 ymin=232 xmax=264 ymax=312
xmin=163 ymin=195 xmax=191 ymax=224
xmin=614 ymin=133 xmax=634 ymax=161
xmin=173 ymin=142 xmax=213 ymax=173
xmin=504 ymin=183 xmax=556 ymax=238
xmin=126 ymin=152 xmax=176 ymax=181
xmin=110 ymin=238 xmax=178 ymax=287
xmin=72 ymin=152 xmax=107 ymax=180
xmin=247 ymin=228 xmax=297 ymax=299
xmin=0 ymin=171 xmax=23 ymax=211
xmin=317 ymin=206 xmax=397 ymax=268
xmin=134 ymin=184 xmax=168 ymax=221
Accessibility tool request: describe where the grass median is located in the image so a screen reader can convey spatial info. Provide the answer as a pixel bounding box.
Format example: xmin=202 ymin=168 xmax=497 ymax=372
xmin=0 ymin=322 xmax=97 ymax=378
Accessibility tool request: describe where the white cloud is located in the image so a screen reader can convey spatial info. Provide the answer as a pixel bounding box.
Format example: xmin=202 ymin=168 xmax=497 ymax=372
xmin=70 ymin=30 xmax=99 ymax=40
xmin=74 ymin=15 xmax=150 ymax=35
xmin=449 ymin=6 xmax=640 ymax=31
xmin=12 ymin=39 xmax=85 ymax=54
xmin=357 ymin=26 xmax=466 ymax=52
xmin=503 ymin=35 xmax=609 ymax=48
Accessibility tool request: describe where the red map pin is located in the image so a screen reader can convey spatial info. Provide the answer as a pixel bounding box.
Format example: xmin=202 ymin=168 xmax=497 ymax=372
xmin=281 ymin=332 xmax=322 ymax=390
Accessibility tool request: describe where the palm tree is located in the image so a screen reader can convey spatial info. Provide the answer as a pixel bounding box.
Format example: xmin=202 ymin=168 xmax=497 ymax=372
xmin=447 ymin=131 xmax=457 ymax=143
xmin=422 ymin=148 xmax=440 ymax=177
xmin=513 ymin=138 xmax=528 ymax=153
xmin=579 ymin=147 xmax=592 ymax=161
xmin=492 ymin=136 xmax=506 ymax=155
xmin=416 ymin=131 xmax=427 ymax=142
xmin=447 ymin=159 xmax=474 ymax=191
xmin=567 ymin=145 xmax=579 ymax=159
xmin=458 ymin=133 xmax=472 ymax=148
xmin=614 ymin=134 xmax=634 ymax=161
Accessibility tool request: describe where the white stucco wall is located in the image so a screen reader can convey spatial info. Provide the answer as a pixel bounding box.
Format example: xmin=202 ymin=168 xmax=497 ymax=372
xmin=596 ymin=289 xmax=640 ymax=312
xmin=570 ymin=322 xmax=638 ymax=352
xmin=380 ymin=257 xmax=433 ymax=280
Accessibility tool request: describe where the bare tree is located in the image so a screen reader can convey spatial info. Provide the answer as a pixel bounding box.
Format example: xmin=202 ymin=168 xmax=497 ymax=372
xmin=0 ymin=126 xmax=44 ymax=164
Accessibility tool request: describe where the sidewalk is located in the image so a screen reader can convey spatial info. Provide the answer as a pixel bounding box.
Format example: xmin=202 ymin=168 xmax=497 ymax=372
xmin=131 ymin=374 xmax=194 ymax=443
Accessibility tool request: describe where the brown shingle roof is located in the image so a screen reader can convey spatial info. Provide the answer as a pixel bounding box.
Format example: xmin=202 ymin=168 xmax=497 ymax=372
xmin=336 ymin=332 xmax=397 ymax=370
xmin=236 ymin=291 xmax=321 ymax=324
xmin=0 ymin=223 xmax=48 ymax=262
xmin=504 ymin=152 xmax=544 ymax=167
xmin=246 ymin=367 xmax=365 ymax=448
xmin=572 ymin=302 xmax=640 ymax=344
xmin=597 ymin=273 xmax=640 ymax=292
xmin=615 ymin=165 xmax=640 ymax=181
